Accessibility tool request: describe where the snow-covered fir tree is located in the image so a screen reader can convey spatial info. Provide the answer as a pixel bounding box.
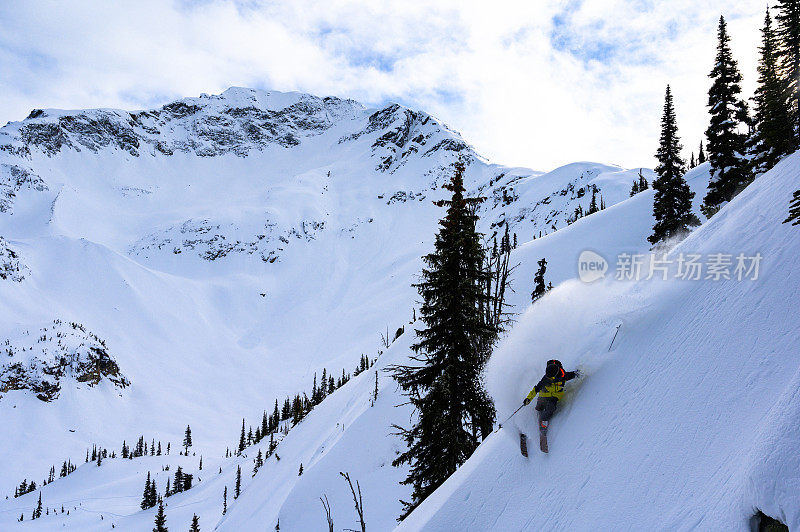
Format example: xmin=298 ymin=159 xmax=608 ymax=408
xmin=776 ymin=0 xmax=800 ymax=139
xmin=531 ymin=258 xmax=548 ymax=303
xmin=389 ymin=160 xmax=496 ymax=520
xmin=141 ymin=472 xmax=156 ymax=510
xmin=702 ymin=16 xmax=750 ymax=218
xmin=153 ymin=500 xmax=167 ymax=532
xmin=784 ymin=189 xmax=800 ymax=224
xmin=238 ymin=419 xmax=246 ymax=453
xmin=235 ymin=465 xmax=242 ymax=498
xmin=588 ymin=185 xmax=599 ymax=214
xmin=649 ymin=85 xmax=699 ymax=245
xmin=183 ymin=425 xmax=192 ymax=454
xmin=749 ymin=7 xmax=795 ymax=176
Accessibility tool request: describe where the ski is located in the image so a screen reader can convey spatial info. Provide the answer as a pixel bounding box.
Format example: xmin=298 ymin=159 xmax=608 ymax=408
xmin=519 ymin=432 xmax=528 ymax=457
xmin=539 ymin=422 xmax=549 ymax=453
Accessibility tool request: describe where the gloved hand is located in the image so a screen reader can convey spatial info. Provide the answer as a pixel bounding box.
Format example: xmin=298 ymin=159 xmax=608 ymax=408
xmin=574 ymin=369 xmax=582 ymax=379
xmin=522 ymin=398 xmax=531 ymax=406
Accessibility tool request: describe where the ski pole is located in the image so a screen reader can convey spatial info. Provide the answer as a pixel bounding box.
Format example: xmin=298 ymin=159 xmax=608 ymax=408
xmin=608 ymin=323 xmax=622 ymax=351
xmin=498 ymin=403 xmax=526 ymax=430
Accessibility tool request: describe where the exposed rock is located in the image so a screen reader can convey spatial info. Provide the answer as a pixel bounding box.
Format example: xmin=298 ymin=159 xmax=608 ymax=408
xmin=0 ymin=320 xmax=129 ymax=401
xmin=130 ymin=217 xmax=326 ymax=263
xmin=0 ymin=237 xmax=29 ymax=281
xmin=8 ymin=88 xmax=365 ymax=159
xmin=0 ymin=163 xmax=48 ymax=213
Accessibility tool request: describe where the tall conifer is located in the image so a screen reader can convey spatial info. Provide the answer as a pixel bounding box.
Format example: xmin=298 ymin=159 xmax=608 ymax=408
xmin=531 ymin=258 xmax=548 ymax=303
xmin=183 ymin=426 xmax=192 ymax=454
xmin=702 ymin=16 xmax=750 ymax=217
xmin=776 ymin=0 xmax=800 ymax=139
xmin=649 ymin=85 xmax=699 ymax=245
xmin=153 ymin=501 xmax=167 ymax=532
xmin=784 ymin=189 xmax=800 ymax=224
xmin=389 ymin=161 xmax=496 ymax=520
xmin=750 ymin=7 xmax=796 ymax=175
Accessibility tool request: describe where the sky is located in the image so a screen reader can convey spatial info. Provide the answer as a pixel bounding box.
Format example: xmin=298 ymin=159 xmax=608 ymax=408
xmin=0 ymin=0 xmax=764 ymax=171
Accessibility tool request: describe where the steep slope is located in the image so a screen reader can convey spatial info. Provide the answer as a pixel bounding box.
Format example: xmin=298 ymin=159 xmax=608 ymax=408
xmin=214 ymin=168 xmax=683 ymax=531
xmin=0 ymin=176 xmax=670 ymax=530
xmin=398 ymin=153 xmax=800 ymax=530
xmin=0 ymin=86 xmax=655 ymax=515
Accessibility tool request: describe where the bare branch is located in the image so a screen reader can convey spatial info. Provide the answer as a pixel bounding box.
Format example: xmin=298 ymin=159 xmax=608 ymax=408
xmin=320 ymin=495 xmax=334 ymax=532
xmin=339 ymin=472 xmax=366 ymax=532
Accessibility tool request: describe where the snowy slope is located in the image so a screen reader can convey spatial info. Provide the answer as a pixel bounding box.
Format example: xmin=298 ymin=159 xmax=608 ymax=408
xmin=205 ymin=165 xmax=712 ymax=531
xmin=397 ymin=153 xmax=800 ymax=531
xmin=0 ymin=86 xmax=666 ymax=530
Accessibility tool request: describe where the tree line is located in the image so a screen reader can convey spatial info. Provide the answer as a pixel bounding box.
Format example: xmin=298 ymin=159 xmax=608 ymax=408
xmin=650 ymin=6 xmax=800 ymax=245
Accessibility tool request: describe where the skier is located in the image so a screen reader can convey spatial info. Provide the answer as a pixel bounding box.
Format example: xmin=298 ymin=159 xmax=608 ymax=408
xmin=522 ymin=359 xmax=580 ymax=452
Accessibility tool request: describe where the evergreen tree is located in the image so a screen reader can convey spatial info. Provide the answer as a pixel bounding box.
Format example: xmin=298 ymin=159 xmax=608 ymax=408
xmin=183 ymin=426 xmax=192 ymax=454
xmin=389 ymin=161 xmax=496 ymax=520
xmin=649 ymin=85 xmax=700 ymax=245
xmin=784 ymin=189 xmax=800 ymax=224
xmin=234 ymin=466 xmax=242 ymax=499
xmin=699 ymin=141 xmax=706 ymax=163
xmin=148 ymin=475 xmax=158 ymax=506
xmin=253 ymin=450 xmax=263 ymax=476
xmin=189 ymin=514 xmax=200 ymax=532
xmin=776 ymin=0 xmax=800 ymax=140
xmin=702 ymin=16 xmax=751 ymax=218
xmin=222 ymin=486 xmax=227 ymax=515
xmin=690 ymin=152 xmax=696 ymax=168
xmin=531 ymin=258 xmax=548 ymax=303
xmin=182 ymin=473 xmax=193 ymax=492
xmin=238 ymin=419 xmax=246 ymax=453
xmin=153 ymin=500 xmax=168 ymax=532
xmin=587 ymin=185 xmax=599 ymax=214
xmin=639 ymin=171 xmax=649 ymax=190
xmin=320 ymin=368 xmax=328 ymax=400
xmin=750 ymin=7 xmax=796 ymax=176
xmin=311 ymin=372 xmax=318 ymax=403
xmin=298 ymin=463 xmax=304 ymax=476
xmin=141 ymin=473 xmax=154 ymax=510
xmin=173 ymin=467 xmax=184 ymax=494
xmin=630 ymin=180 xmax=639 ymax=197
xmin=34 ymin=492 xmax=42 ymax=519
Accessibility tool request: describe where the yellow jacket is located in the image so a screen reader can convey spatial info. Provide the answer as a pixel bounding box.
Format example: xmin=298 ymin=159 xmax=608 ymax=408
xmin=526 ymin=370 xmax=577 ymax=401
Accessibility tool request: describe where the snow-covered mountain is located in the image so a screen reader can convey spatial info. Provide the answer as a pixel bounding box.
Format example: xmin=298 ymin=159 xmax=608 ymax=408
xmin=1 ymin=87 xmax=794 ymax=531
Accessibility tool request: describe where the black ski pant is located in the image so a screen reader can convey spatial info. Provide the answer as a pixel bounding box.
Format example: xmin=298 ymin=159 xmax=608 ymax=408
xmin=535 ymin=396 xmax=558 ymax=423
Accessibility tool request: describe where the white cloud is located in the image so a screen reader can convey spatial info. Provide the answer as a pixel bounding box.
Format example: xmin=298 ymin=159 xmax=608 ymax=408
xmin=0 ymin=0 xmax=763 ymax=170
